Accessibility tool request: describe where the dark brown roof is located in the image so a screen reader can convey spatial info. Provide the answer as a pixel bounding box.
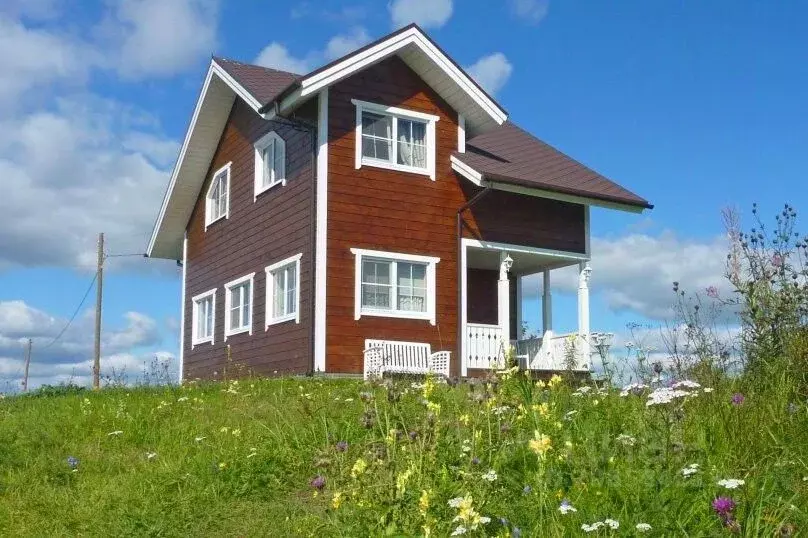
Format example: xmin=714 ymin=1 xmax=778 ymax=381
xmin=454 ymin=122 xmax=652 ymax=209
xmin=213 ymin=57 xmax=300 ymax=107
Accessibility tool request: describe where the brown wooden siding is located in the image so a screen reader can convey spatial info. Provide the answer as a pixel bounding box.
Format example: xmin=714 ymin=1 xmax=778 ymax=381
xmin=324 ymin=56 xmax=582 ymax=375
xmin=466 ymin=269 xmax=518 ymax=340
xmin=183 ymin=99 xmax=315 ymax=379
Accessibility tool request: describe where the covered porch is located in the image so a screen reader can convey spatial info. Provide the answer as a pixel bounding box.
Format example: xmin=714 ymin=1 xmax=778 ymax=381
xmin=460 ymin=238 xmax=597 ymax=376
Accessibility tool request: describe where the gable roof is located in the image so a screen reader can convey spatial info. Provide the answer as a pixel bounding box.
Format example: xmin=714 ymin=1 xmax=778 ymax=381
xmin=213 ymin=57 xmax=299 ymax=107
xmin=452 ymin=122 xmax=652 ymax=211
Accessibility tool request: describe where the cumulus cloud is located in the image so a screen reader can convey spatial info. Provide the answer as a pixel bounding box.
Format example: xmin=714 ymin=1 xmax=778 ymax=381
xmin=97 ymin=0 xmax=219 ymax=79
xmin=254 ymin=42 xmax=314 ymax=74
xmin=324 ymin=27 xmax=371 ymax=60
xmin=389 ymin=0 xmax=453 ymax=29
xmin=523 ymin=231 xmax=730 ymax=321
xmin=0 ymin=300 xmax=173 ymax=391
xmin=466 ymin=53 xmax=513 ymax=95
xmin=509 ymin=0 xmax=550 ymax=24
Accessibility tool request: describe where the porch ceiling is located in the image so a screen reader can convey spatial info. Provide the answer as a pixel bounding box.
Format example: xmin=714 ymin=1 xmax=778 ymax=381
xmin=466 ymin=246 xmax=583 ymax=274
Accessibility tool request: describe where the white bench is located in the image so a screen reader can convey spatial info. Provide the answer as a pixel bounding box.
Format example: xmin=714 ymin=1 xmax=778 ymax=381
xmin=363 ymin=339 xmax=451 ymax=380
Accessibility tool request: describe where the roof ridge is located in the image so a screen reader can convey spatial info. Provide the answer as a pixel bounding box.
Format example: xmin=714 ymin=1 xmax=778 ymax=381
xmin=213 ymin=55 xmax=301 ymax=77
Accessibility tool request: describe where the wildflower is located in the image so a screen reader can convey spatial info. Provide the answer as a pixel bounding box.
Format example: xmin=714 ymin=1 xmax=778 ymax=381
xmin=177 ymin=396 xmax=189 ymax=402
xmin=533 ymin=402 xmax=550 ymax=417
xmin=787 ymin=402 xmax=797 ymax=414
xmin=471 ymin=457 xmax=480 ymax=465
xmin=671 ymin=379 xmax=701 ymax=389
xmin=310 ymin=475 xmax=326 ymax=491
xmin=335 ymin=440 xmax=349 ymax=452
xmin=646 ymin=387 xmax=689 ymax=406
xmin=681 ymin=463 xmax=700 ymax=477
xmin=450 ymin=526 xmax=467 ymax=536
xmin=246 ymin=448 xmax=258 ymax=458
xmin=703 ymin=387 xmax=714 ymax=393
xmin=331 ymin=491 xmax=344 ymax=509
xmin=563 ymin=410 xmax=578 ymax=420
xmin=459 ymin=413 xmax=471 ymax=426
xmin=409 ymin=430 xmax=419 ymax=441
xmin=448 ymin=497 xmax=465 ymax=508
xmin=359 ymin=391 xmax=374 ymax=403
xmin=604 ymin=519 xmax=619 ymax=529
xmin=219 ymin=426 xmax=229 ymax=433
xmin=619 ymin=383 xmax=648 ymax=397
xmin=558 ymin=499 xmax=577 ymax=514
xmin=731 ymin=393 xmax=745 ymax=406
xmin=522 ymin=485 xmax=532 ymax=495
xmin=529 ymin=431 xmax=552 ymax=458
xmin=535 ymin=380 xmax=546 ymax=389
xmin=146 ymin=452 xmax=157 ymax=461
xmin=396 ymin=468 xmax=413 ymax=497
xmin=482 ymin=469 xmax=497 ymax=482
xmin=194 ymin=436 xmax=206 ymax=442
xmin=713 ymin=496 xmax=736 ymax=516
xmin=419 ymin=489 xmax=431 ymax=515
xmin=548 ymin=374 xmax=563 ymax=388
xmin=350 ymin=458 xmax=367 ymax=478
xmin=231 ymin=429 xmax=241 ymax=437
xmin=512 ymin=528 xmax=522 ymax=538
xmin=636 ymin=523 xmax=652 ymax=532
xmin=217 ymin=462 xmax=227 ymax=470
xmin=717 ymin=478 xmax=745 ymax=489
xmin=582 ymin=522 xmax=604 ymax=532
xmin=706 ymin=285 xmax=719 ymax=298
xmin=616 ymin=434 xmax=636 ymax=447
xmin=573 ymin=386 xmax=592 ymax=396
xmin=479 ymin=517 xmax=491 ymax=524
xmin=67 ymin=456 xmax=79 ymax=470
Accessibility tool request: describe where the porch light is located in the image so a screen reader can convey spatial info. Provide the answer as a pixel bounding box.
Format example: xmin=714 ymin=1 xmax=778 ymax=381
xmin=502 ymin=254 xmax=513 ymax=271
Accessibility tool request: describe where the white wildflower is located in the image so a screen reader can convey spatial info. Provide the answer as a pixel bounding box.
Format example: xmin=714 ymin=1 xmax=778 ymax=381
xmin=177 ymin=396 xmax=189 ymax=402
xmin=636 ymin=523 xmax=652 ymax=532
xmin=646 ymin=387 xmax=690 ymax=406
xmin=558 ymin=501 xmax=577 ymax=514
xmin=681 ymin=463 xmax=699 ymax=477
xmin=451 ymin=525 xmax=467 ymax=536
xmin=703 ymin=387 xmax=714 ymax=393
xmin=616 ymin=434 xmax=636 ymax=447
xmin=107 ymin=430 xmax=123 ymax=436
xmin=448 ymin=497 xmax=464 ymax=508
xmin=573 ymin=386 xmax=593 ymax=396
xmin=146 ymin=452 xmax=157 ymax=460
xmin=563 ymin=410 xmax=578 ymax=420
xmin=482 ymin=469 xmax=498 ymax=482
xmin=194 ymin=436 xmax=206 ymax=442
xmin=582 ymin=522 xmax=604 ymax=532
xmin=605 ymin=519 xmax=619 ymax=529
xmin=671 ymin=379 xmax=701 ymax=389
xmin=619 ymin=383 xmax=648 ymax=397
xmin=479 ymin=517 xmax=491 ymax=524
xmin=717 ymin=478 xmax=745 ymax=489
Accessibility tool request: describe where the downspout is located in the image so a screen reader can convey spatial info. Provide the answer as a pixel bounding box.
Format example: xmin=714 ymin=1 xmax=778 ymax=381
xmin=456 ymin=186 xmax=491 ymax=377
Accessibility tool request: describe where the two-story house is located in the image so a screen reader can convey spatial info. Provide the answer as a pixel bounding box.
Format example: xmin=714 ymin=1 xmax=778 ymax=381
xmin=147 ymin=24 xmax=652 ymax=381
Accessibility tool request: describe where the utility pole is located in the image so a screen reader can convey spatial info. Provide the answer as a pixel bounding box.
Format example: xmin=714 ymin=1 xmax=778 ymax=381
xmin=22 ymin=338 xmax=32 ymax=392
xmin=93 ymin=232 xmax=104 ymax=390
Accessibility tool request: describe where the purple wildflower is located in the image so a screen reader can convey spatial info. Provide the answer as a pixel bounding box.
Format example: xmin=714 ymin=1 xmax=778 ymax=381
xmin=713 ymin=496 xmax=736 ymax=516
xmin=408 ymin=430 xmax=418 ymax=441
xmin=522 ymin=485 xmax=532 ymax=495
xmin=310 ymin=475 xmax=326 ymax=491
xmin=772 ymin=253 xmax=783 ymax=267
xmin=66 ymin=456 xmax=79 ymax=469
xmin=706 ymin=285 xmax=719 ymax=298
xmin=731 ymin=393 xmax=745 ymax=406
xmin=471 ymin=457 xmax=480 ymax=465
xmin=335 ymin=441 xmax=348 ymax=452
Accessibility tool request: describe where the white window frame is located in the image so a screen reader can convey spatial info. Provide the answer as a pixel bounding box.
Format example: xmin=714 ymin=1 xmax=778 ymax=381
xmin=224 ymin=272 xmax=255 ymax=339
xmin=254 ymin=131 xmax=286 ymax=199
xmin=350 ymin=248 xmax=440 ymax=325
xmin=351 ymin=99 xmax=439 ymax=180
xmin=205 ymin=162 xmax=231 ymax=229
xmin=265 ymin=253 xmax=302 ymax=327
xmin=191 ymin=289 xmax=216 ymax=347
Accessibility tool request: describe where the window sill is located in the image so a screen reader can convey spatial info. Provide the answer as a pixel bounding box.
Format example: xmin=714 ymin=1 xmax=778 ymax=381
xmin=204 ymin=214 xmax=227 ymax=231
xmin=191 ymin=337 xmax=214 ymax=348
xmin=359 ymin=159 xmax=433 ymax=180
xmin=224 ymin=326 xmax=251 ymax=340
xmin=254 ymin=179 xmax=286 ymax=200
xmin=266 ymin=313 xmax=298 ymax=328
xmin=358 ymin=309 xmax=435 ymax=325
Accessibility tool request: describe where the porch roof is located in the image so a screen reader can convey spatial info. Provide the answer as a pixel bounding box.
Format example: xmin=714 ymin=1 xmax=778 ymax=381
xmin=453 ymin=121 xmax=653 ymax=211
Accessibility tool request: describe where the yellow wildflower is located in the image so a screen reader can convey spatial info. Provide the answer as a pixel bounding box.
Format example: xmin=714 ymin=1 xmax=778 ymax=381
xmin=426 ymin=401 xmax=441 ymax=414
xmin=331 ymin=491 xmax=344 ymax=509
xmin=396 ymin=468 xmax=413 ymax=497
xmin=532 ymin=402 xmax=550 ymax=417
xmin=529 ymin=431 xmax=552 ymax=459
xmin=231 ymin=428 xmax=241 ymax=437
xmin=350 ymin=458 xmax=367 ymax=479
xmin=459 ymin=413 xmax=471 ymax=426
xmin=535 ymin=379 xmax=546 ymax=389
xmin=218 ymin=462 xmax=227 ymax=470
xmin=548 ymin=374 xmax=563 ymax=388
xmin=419 ymin=489 xmax=431 ymax=516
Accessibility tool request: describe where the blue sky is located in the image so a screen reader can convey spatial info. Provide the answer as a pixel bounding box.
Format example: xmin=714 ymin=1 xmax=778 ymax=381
xmin=0 ymin=0 xmax=805 ymax=388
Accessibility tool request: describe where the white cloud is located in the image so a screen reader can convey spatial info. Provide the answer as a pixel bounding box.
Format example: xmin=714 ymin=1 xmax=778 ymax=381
xmin=97 ymin=0 xmax=219 ymax=79
xmin=389 ymin=0 xmax=453 ymax=29
xmin=0 ymin=0 xmax=61 ymax=21
xmin=523 ymin=231 xmax=730 ymax=321
xmin=324 ymin=27 xmax=370 ymax=60
xmin=466 ymin=53 xmax=513 ymax=95
xmin=509 ymin=0 xmax=550 ymax=24
xmin=254 ymin=42 xmax=314 ymax=74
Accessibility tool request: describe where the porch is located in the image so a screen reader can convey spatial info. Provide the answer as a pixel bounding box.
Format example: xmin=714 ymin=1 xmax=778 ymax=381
xmin=461 ymin=238 xmax=600 ymax=376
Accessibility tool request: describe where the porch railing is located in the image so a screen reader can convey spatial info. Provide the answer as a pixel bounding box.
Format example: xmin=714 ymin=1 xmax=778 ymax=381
xmin=527 ymin=331 xmax=591 ymax=371
xmin=465 ymin=323 xmax=505 ymax=370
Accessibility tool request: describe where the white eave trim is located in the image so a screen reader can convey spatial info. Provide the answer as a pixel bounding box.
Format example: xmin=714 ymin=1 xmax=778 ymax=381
xmin=450 ymin=155 xmax=483 ymax=185
xmin=292 ymin=26 xmax=507 ymax=125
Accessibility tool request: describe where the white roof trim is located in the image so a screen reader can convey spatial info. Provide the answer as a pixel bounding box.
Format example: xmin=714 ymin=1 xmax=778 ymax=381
xmin=450 ymin=155 xmax=483 ymax=185
xmin=147 ymin=59 xmax=267 ymax=259
xmin=294 ymin=26 xmax=507 ymax=126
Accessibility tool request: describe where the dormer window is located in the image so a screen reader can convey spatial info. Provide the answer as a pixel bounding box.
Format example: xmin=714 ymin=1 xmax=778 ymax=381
xmin=254 ymin=131 xmax=286 ymax=198
xmin=205 ymin=162 xmax=230 ymax=229
xmin=352 ymin=99 xmax=439 ymax=180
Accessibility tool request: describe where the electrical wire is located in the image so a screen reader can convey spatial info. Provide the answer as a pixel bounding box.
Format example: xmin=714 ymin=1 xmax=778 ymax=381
xmin=41 ymin=271 xmax=98 ymax=349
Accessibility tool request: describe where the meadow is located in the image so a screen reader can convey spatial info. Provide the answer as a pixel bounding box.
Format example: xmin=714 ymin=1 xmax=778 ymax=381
xmin=0 ymin=366 xmax=805 ymax=536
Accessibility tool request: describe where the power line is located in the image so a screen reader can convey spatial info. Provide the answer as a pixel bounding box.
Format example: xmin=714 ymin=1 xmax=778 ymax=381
xmin=42 ymin=271 xmax=98 ymax=350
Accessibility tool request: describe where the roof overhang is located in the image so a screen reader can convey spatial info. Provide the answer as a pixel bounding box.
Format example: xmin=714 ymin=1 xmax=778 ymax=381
xmin=278 ymin=25 xmax=507 ymax=135
xmin=450 ymin=155 xmax=651 ymax=214
xmin=147 ymin=60 xmax=278 ymax=259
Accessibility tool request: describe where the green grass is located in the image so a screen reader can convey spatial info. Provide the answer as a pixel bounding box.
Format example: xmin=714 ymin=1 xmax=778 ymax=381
xmin=0 ymin=372 xmax=805 ymax=536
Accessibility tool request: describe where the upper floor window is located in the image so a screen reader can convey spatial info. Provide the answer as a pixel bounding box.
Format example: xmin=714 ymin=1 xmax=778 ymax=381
xmin=224 ymin=273 xmax=254 ymax=339
xmin=254 ymin=131 xmax=286 ymax=198
xmin=191 ymin=289 xmax=216 ymax=347
xmin=351 ymin=99 xmax=439 ymax=180
xmin=350 ymin=248 xmax=440 ymax=325
xmin=205 ymin=162 xmax=230 ymax=228
xmin=265 ymin=253 xmax=302 ymax=327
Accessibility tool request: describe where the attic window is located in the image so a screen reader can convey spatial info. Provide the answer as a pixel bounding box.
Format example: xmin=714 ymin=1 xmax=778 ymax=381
xmin=254 ymin=131 xmax=286 ymax=198
xmin=205 ymin=162 xmax=230 ymax=229
xmin=351 ymin=99 xmax=439 ymax=180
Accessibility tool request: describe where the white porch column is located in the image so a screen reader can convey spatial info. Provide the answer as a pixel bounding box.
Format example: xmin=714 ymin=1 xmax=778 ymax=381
xmin=498 ymin=252 xmax=513 ymax=355
xmin=515 ymin=275 xmax=523 ymax=339
xmin=542 ymin=270 xmax=552 ymax=333
xmin=577 ymin=261 xmax=592 ymax=361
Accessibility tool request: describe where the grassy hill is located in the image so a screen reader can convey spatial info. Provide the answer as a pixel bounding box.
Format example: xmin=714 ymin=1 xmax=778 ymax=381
xmin=0 ymin=372 xmax=805 ymax=536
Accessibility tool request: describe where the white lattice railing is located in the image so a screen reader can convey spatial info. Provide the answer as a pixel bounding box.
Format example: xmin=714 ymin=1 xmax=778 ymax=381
xmin=465 ymin=323 xmax=506 ymax=370
xmin=527 ymin=331 xmax=591 ymax=371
